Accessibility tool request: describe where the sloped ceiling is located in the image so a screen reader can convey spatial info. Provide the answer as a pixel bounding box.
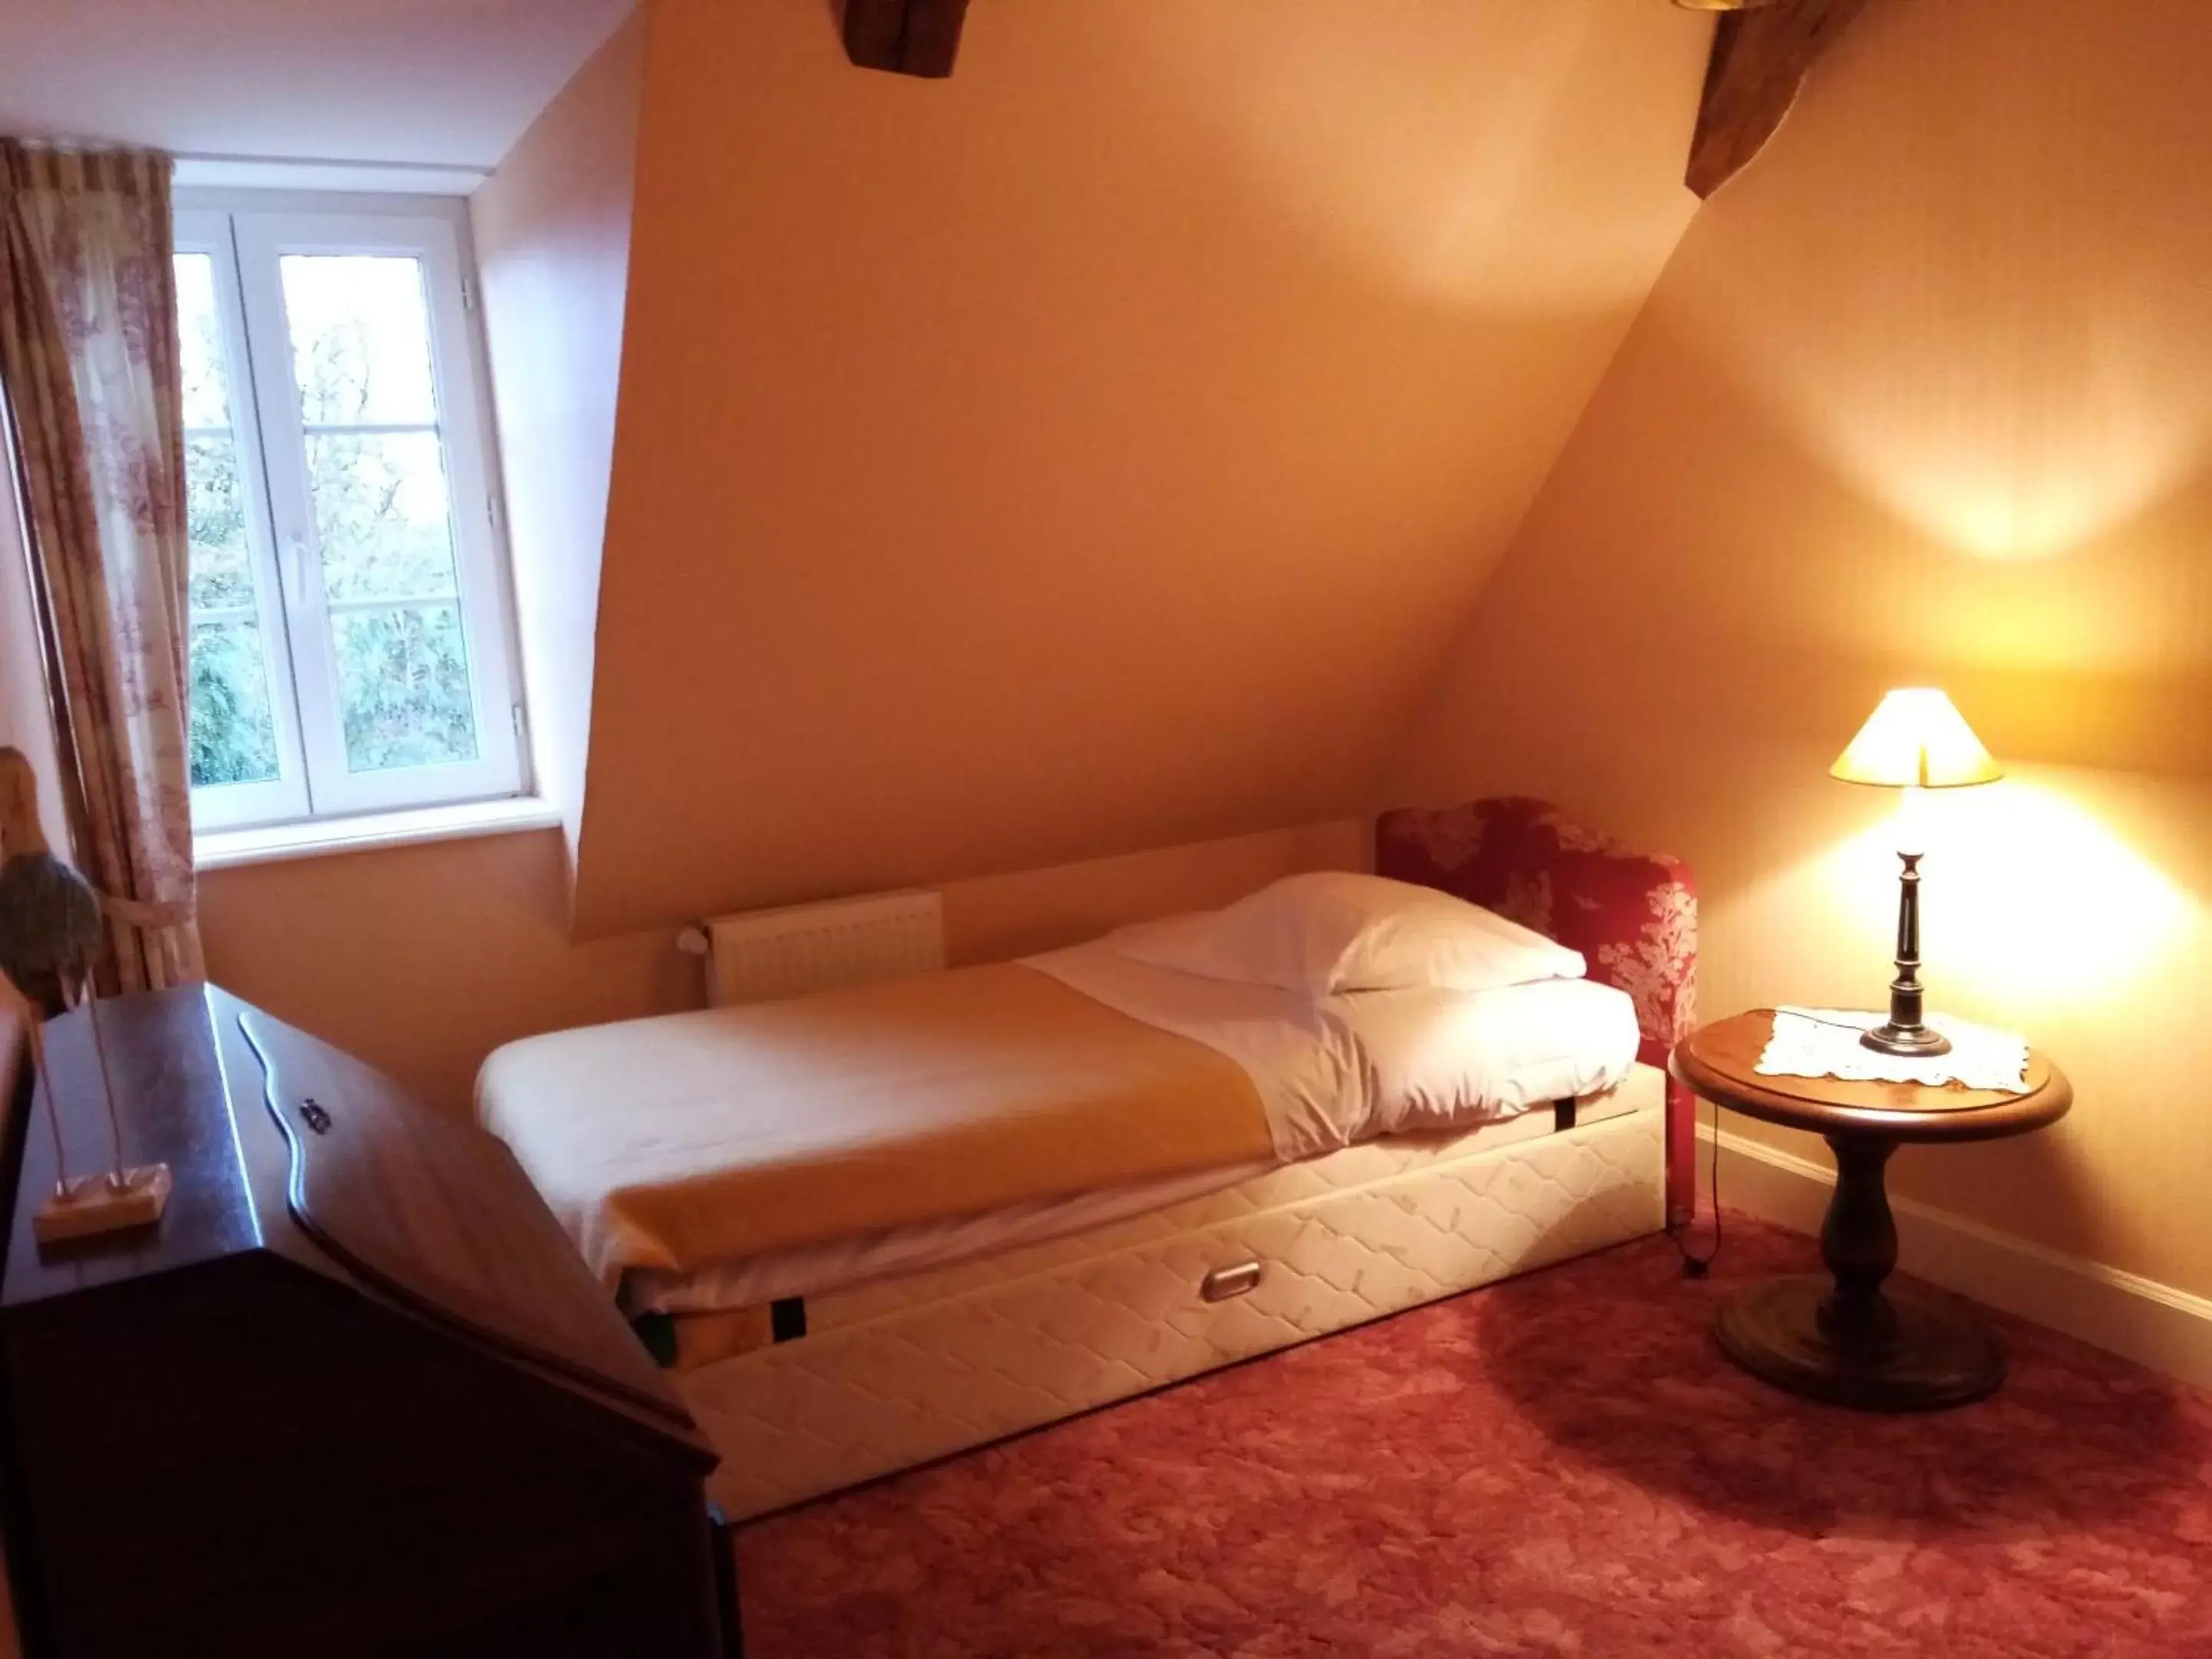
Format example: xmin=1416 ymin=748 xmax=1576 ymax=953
xmin=0 ymin=0 xmax=632 ymax=170
xmin=570 ymin=0 xmax=1714 ymax=936
xmin=1389 ymin=0 xmax=2212 ymax=801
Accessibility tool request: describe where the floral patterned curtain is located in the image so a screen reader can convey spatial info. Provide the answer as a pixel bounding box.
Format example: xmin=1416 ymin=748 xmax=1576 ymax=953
xmin=0 ymin=142 xmax=202 ymax=991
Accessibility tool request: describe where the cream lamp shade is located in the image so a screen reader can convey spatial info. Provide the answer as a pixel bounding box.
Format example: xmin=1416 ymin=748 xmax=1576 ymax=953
xmin=1830 ymin=689 xmax=2002 ymax=790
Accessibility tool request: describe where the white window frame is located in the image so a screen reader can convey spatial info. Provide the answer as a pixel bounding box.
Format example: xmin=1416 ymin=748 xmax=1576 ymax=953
xmin=174 ymin=212 xmax=310 ymax=829
xmin=177 ymin=192 xmax=526 ymax=831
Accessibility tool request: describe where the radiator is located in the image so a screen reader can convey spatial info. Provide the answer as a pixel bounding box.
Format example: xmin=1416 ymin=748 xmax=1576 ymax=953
xmin=697 ymin=890 xmax=945 ymax=1008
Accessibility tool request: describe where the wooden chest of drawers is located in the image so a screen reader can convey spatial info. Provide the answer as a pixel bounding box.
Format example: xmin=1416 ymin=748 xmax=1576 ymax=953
xmin=0 ymin=987 xmax=733 ymax=1657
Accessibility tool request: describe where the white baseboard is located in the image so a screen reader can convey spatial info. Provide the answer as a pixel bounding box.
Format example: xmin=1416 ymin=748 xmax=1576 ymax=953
xmin=1701 ymin=1126 xmax=2212 ymax=1392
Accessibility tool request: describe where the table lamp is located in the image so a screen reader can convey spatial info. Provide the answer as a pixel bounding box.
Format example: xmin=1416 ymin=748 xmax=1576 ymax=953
xmin=1830 ymin=689 xmax=2002 ymax=1058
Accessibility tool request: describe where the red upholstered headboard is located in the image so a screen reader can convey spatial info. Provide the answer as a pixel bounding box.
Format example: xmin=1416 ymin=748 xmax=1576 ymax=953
xmin=1375 ymin=797 xmax=1698 ymax=1228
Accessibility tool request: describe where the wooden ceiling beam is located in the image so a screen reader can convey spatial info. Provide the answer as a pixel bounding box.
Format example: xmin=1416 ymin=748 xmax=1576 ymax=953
xmin=843 ymin=0 xmax=971 ymax=79
xmin=1686 ymin=0 xmax=1868 ymax=198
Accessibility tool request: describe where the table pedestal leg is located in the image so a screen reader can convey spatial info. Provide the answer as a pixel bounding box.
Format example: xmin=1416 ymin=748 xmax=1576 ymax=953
xmin=1818 ymin=1133 xmax=1899 ymax=1350
xmin=1715 ymin=1131 xmax=2005 ymax=1410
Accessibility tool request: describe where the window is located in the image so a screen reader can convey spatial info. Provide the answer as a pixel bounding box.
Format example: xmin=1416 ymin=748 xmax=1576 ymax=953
xmin=175 ymin=200 xmax=524 ymax=832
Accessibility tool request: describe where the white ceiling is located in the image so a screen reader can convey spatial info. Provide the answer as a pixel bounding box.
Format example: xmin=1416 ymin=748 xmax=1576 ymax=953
xmin=0 ymin=0 xmax=635 ymax=178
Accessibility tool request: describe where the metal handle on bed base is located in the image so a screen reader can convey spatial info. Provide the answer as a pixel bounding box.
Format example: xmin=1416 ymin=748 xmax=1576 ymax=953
xmin=1200 ymin=1260 xmax=1264 ymax=1303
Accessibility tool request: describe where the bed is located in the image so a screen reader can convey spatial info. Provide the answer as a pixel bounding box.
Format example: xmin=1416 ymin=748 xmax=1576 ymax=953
xmin=479 ymin=798 xmax=1697 ymax=1522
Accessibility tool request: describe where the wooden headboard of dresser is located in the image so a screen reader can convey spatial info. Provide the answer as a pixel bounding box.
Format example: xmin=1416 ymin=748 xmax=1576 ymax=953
xmin=1376 ymin=796 xmax=1699 ymax=1227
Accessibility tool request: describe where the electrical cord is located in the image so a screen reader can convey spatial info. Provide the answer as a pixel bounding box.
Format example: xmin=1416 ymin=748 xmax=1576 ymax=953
xmin=1671 ymin=1091 xmax=1723 ymax=1277
xmin=1759 ymin=1005 xmax=1883 ymax=1033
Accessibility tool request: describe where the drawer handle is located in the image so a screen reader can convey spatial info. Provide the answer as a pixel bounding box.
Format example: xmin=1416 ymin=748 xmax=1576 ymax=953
xmin=1201 ymin=1260 xmax=1263 ymax=1303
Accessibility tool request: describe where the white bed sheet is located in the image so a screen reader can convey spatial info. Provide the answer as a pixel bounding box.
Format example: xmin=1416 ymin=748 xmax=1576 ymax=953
xmin=627 ymin=968 xmax=1643 ymax=1316
xmin=1027 ymin=936 xmax=1640 ymax=1161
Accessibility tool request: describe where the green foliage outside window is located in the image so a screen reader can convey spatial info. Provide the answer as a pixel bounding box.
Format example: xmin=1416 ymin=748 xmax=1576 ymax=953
xmin=184 ymin=256 xmax=479 ymax=793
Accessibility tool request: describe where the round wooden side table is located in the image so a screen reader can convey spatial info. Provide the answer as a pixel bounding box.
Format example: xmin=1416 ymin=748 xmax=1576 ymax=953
xmin=1671 ymin=1012 xmax=2071 ymax=1412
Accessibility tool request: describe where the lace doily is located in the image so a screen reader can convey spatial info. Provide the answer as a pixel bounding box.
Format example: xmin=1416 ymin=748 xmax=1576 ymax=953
xmin=1757 ymin=1007 xmax=2028 ymax=1095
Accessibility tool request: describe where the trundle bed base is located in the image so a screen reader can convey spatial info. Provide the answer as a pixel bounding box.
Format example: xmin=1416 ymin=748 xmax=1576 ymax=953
xmin=687 ymin=1076 xmax=1666 ymax=1520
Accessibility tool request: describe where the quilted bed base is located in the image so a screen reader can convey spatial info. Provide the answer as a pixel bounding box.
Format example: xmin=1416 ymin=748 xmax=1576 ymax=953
xmin=684 ymin=1100 xmax=1666 ymax=1522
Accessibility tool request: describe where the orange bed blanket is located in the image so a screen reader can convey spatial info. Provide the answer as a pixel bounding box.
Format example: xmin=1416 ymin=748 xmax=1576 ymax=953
xmin=478 ymin=964 xmax=1273 ymax=1287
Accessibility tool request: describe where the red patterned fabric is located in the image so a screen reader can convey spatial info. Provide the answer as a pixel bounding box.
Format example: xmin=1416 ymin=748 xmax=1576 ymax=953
xmin=1376 ymin=797 xmax=1697 ymax=1225
xmin=0 ymin=142 xmax=201 ymax=992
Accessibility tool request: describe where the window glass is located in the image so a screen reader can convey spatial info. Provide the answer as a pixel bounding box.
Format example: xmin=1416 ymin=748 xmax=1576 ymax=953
xmin=176 ymin=251 xmax=280 ymax=790
xmin=175 ymin=254 xmax=230 ymax=428
xmin=280 ymin=254 xmax=478 ymax=776
xmin=331 ymin=606 xmax=478 ymax=771
xmin=280 ymin=255 xmax=439 ymax=426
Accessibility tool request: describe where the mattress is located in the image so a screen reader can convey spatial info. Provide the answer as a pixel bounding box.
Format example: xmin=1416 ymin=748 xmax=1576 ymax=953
xmin=625 ymin=973 xmax=1643 ymax=1317
xmin=485 ymin=951 xmax=1639 ymax=1299
xmin=680 ymin=1065 xmax=1666 ymax=1521
xmin=478 ymin=962 xmax=1276 ymax=1286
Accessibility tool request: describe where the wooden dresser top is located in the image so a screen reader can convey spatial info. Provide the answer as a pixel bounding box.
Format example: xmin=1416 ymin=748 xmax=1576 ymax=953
xmin=1 ymin=985 xmax=704 ymax=1454
xmin=4 ymin=987 xmax=261 ymax=1306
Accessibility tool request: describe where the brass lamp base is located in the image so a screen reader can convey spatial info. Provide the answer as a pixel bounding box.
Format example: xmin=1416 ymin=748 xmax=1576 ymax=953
xmin=1861 ymin=1022 xmax=1952 ymax=1059
xmin=1866 ymin=849 xmax=1952 ymax=1061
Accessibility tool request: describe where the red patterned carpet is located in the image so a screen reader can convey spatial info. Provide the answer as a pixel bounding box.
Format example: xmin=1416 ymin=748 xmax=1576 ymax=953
xmin=739 ymin=1217 xmax=2212 ymax=1656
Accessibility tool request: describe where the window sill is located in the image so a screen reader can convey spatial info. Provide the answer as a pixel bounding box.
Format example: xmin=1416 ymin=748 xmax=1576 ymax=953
xmin=194 ymin=796 xmax=564 ymax=873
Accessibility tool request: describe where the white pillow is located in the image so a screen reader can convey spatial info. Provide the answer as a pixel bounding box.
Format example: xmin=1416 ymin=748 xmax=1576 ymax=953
xmin=1114 ymin=871 xmax=1584 ymax=998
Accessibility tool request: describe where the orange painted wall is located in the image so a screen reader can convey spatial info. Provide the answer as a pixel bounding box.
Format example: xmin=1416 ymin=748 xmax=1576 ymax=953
xmin=195 ymin=815 xmax=1365 ymax=1114
xmin=470 ymin=11 xmax=645 ymax=866
xmin=198 ymin=830 xmax=695 ymax=1114
xmin=1388 ymin=0 xmax=2212 ymax=1293
xmin=570 ymin=0 xmax=1709 ymax=937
